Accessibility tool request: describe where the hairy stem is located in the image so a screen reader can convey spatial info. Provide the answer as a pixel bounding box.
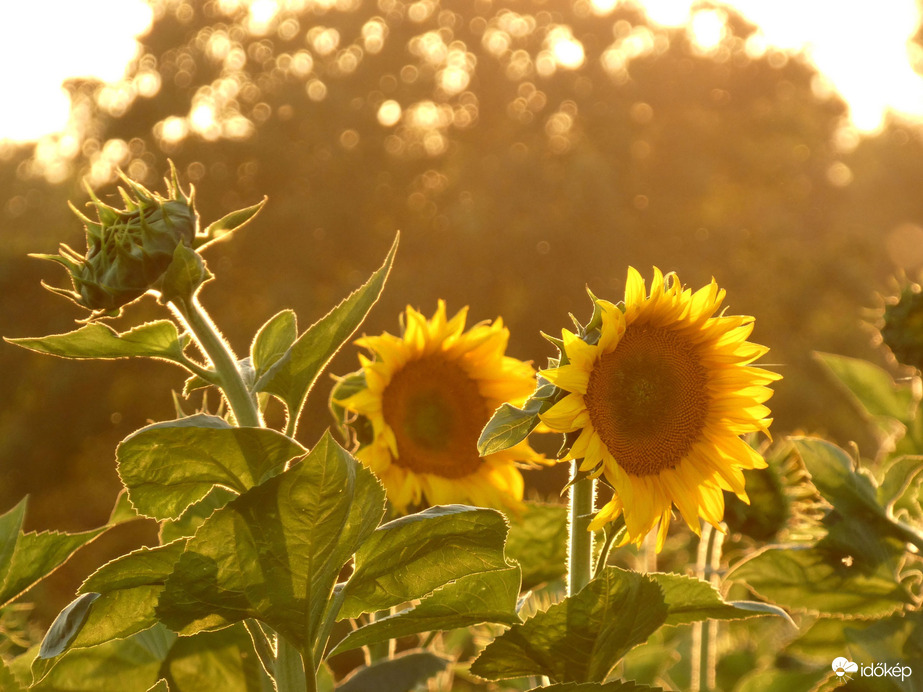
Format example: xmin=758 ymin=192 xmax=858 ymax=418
xmin=567 ymin=462 xmax=596 ymax=596
xmin=170 ymin=296 xmax=262 ymax=427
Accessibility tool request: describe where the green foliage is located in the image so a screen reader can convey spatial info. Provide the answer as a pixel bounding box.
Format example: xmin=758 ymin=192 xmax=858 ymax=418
xmin=116 ymin=415 xmax=306 ymax=520
xmin=477 ymin=381 xmax=556 ymax=456
xmin=505 ymin=502 xmax=568 ymax=590
xmin=336 ymin=650 xmax=450 ymax=692
xmin=0 ymin=499 xmax=107 ymax=610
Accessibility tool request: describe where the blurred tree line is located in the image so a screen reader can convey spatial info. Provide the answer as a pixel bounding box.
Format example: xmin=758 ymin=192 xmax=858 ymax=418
xmin=2 ymin=0 xmax=923 ymax=619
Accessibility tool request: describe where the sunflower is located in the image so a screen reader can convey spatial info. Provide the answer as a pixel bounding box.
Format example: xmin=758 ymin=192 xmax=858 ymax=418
xmin=539 ymin=267 xmax=780 ymax=550
xmin=335 ymin=300 xmax=545 ymax=513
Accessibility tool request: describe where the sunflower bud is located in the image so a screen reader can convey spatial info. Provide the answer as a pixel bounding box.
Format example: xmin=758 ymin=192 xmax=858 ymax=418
xmin=881 ymin=283 xmax=923 ymax=371
xmin=34 ymin=165 xmax=265 ymax=319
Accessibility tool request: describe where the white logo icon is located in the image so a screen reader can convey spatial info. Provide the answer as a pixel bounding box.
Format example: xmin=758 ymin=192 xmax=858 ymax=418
xmin=832 ymin=657 xmax=859 ymax=679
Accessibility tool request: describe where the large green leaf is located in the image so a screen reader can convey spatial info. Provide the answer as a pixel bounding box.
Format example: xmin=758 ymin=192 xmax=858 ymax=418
xmin=0 ymin=654 xmax=25 ymax=691
xmin=338 ymin=504 xmax=511 ymax=620
xmin=0 ymin=498 xmax=106 ymax=608
xmin=158 ymin=486 xmax=237 ymax=544
xmin=5 ymin=320 xmax=191 ymax=366
xmin=470 ymin=567 xmax=669 ymax=683
xmin=792 ymin=437 xmax=923 ymax=549
xmin=727 ymin=544 xmax=913 ymax=617
xmin=505 ymin=502 xmax=568 ymax=590
xmin=32 ymin=623 xmax=176 ymax=691
xmin=331 ymin=565 xmax=521 ymax=655
xmin=336 ymin=651 xmax=450 ymax=692
xmin=117 ymin=416 xmax=306 ymax=520
xmin=253 ymin=235 xmax=397 ymax=432
xmin=649 ymin=572 xmax=790 ymax=626
xmin=814 ymin=352 xmax=917 ymax=424
xmin=156 ymin=432 xmax=385 ymax=650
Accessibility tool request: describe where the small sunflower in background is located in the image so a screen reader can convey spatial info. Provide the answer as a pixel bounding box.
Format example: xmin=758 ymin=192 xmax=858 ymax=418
xmin=539 ymin=267 xmax=781 ymax=550
xmin=332 ymin=300 xmax=546 ymax=513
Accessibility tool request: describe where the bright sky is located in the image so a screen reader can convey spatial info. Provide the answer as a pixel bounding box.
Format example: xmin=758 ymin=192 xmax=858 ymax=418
xmin=0 ymin=0 xmax=921 ymax=143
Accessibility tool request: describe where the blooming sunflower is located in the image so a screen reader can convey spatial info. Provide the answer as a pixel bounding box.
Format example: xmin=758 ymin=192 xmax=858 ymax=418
xmin=539 ymin=267 xmax=780 ymax=550
xmin=335 ymin=300 xmax=545 ymax=513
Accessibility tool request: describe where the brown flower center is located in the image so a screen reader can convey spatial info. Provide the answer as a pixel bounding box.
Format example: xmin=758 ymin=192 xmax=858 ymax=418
xmin=584 ymin=324 xmax=709 ymax=476
xmin=381 ymin=354 xmax=489 ymax=478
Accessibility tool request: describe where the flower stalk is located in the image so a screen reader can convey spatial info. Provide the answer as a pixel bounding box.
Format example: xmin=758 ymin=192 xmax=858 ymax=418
xmin=567 ymin=464 xmax=595 ymax=596
xmin=169 ymin=295 xmax=262 ymax=428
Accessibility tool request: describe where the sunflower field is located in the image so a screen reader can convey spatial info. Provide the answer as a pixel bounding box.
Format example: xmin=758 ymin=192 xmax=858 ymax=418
xmin=0 ymin=163 xmax=919 ymax=692
xmin=3 ymin=1 xmax=923 ymax=691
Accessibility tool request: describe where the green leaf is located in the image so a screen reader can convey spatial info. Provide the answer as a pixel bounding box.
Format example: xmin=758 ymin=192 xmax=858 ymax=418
xmin=814 ymin=352 xmax=917 ymax=424
xmin=156 ymin=432 xmax=385 ymax=651
xmin=38 ymin=592 xmax=101 ymax=658
xmin=0 ymin=657 xmax=25 ymax=692
xmin=0 ymin=498 xmax=106 ymax=608
xmin=338 ymin=505 xmax=511 ymax=620
xmin=250 ymin=309 xmax=298 ymax=381
xmin=146 ymin=681 xmax=170 ymax=692
xmin=792 ymin=437 xmax=923 ymax=549
xmin=648 ymin=572 xmax=790 ymax=627
xmin=117 ymin=416 xmax=306 ymax=520
xmin=5 ymin=320 xmax=191 ymax=366
xmin=32 ymin=623 xmax=176 ymax=690
xmin=505 ymin=502 xmax=568 ymax=590
xmin=470 ymin=567 xmax=669 ymax=683
xmin=253 ymin=235 xmax=397 ymax=432
xmin=727 ymin=545 xmax=913 ymax=617
xmin=478 ymin=381 xmax=556 ymax=456
xmin=158 ymin=486 xmax=237 ymax=544
xmin=163 ymin=623 xmax=274 ymax=692
xmin=878 ymin=455 xmax=923 ymax=510
xmin=331 ymin=565 xmax=521 ymax=655
xmin=196 ymin=197 xmax=267 ymax=251
xmin=526 ymin=683 xmax=666 ymax=692
xmin=336 ymin=650 xmax=450 ymax=692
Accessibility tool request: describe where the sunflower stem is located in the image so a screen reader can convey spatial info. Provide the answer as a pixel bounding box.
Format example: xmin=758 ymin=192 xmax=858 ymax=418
xmin=691 ymin=522 xmax=723 ymax=691
xmin=567 ymin=462 xmax=596 ymax=596
xmin=169 ymin=295 xmax=262 ymax=428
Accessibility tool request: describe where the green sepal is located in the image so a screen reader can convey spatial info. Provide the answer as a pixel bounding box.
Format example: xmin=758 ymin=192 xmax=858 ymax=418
xmin=195 ymin=197 xmax=267 ymax=251
xmin=158 ymin=243 xmax=212 ymax=306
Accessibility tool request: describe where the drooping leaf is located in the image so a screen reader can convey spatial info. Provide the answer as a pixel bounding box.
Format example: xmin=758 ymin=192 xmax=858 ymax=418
xmin=470 ymin=567 xmax=669 ymax=683
xmin=336 ymin=650 xmax=450 ymax=692
xmin=0 ymin=498 xmax=106 ymax=608
xmin=117 ymin=417 xmax=306 ymax=520
xmin=38 ymin=593 xmax=101 ymax=659
xmin=32 ymin=623 xmax=176 ymax=690
xmin=505 ymin=502 xmax=568 ymax=590
xmin=331 ymin=565 xmax=521 ymax=655
xmin=338 ymin=504 xmax=511 ymax=620
xmin=649 ymin=572 xmax=791 ymax=627
xmin=156 ymin=432 xmax=385 ymax=651
xmin=727 ymin=544 xmax=913 ymax=617
xmin=478 ymin=381 xmax=556 ymax=456
xmin=250 ymin=309 xmax=298 ymax=381
xmin=253 ymin=235 xmax=397 ymax=432
xmin=5 ymin=320 xmax=191 ymax=366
